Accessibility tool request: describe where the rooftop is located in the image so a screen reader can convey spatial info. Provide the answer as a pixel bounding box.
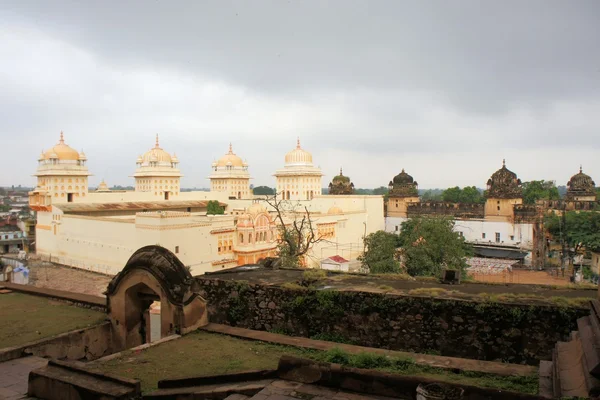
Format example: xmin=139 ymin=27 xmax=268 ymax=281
xmin=54 ymin=200 xmax=226 ymax=214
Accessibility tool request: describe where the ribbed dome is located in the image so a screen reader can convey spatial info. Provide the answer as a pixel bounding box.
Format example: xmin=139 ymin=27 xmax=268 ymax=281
xmin=393 ymin=169 xmax=414 ymax=185
xmin=216 ymin=144 xmax=246 ymax=167
xmin=486 ymin=159 xmax=522 ymax=199
xmin=141 ymin=135 xmax=173 ymax=163
xmin=332 ymin=168 xmax=350 ymax=184
xmin=284 ymin=138 xmax=313 ymax=165
xmin=43 ymin=132 xmax=80 ymax=161
xmin=96 ymin=180 xmax=110 ymax=192
xmin=568 ymin=166 xmax=595 ymax=191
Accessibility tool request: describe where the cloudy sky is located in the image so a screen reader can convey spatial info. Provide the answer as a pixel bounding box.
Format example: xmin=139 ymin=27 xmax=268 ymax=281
xmin=1 ymin=1 xmax=599 ymax=189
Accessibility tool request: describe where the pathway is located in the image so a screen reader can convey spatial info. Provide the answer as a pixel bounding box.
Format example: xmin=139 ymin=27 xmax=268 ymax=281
xmin=0 ymin=356 xmax=47 ymax=399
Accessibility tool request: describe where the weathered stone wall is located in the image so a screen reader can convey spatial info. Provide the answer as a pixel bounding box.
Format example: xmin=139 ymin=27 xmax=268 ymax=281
xmin=198 ymin=278 xmax=588 ymax=365
xmin=406 ymin=202 xmax=485 ymax=219
xmin=0 ymin=321 xmax=112 ymax=362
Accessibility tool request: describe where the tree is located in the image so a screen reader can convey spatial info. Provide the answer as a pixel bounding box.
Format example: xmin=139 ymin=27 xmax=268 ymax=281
xmin=545 ymin=211 xmax=600 ymax=255
xmin=253 ymin=186 xmax=275 ymax=195
xmin=264 ymin=194 xmax=327 ymax=268
xmin=398 ymin=216 xmax=472 ymax=277
xmin=206 ymin=200 xmax=224 ymax=215
xmin=522 ymin=180 xmax=560 ymax=204
xmin=441 ymin=186 xmax=484 ymax=203
xmin=372 ymin=186 xmax=389 ymax=196
xmin=359 ymin=231 xmax=400 ymax=273
xmin=420 ymin=189 xmax=443 ymax=201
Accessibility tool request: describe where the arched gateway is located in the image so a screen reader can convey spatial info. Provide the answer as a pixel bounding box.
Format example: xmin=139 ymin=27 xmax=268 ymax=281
xmin=106 ymin=245 xmax=208 ymax=350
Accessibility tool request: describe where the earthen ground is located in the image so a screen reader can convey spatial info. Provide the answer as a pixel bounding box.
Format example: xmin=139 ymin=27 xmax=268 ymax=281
xmin=0 ymin=292 xmax=106 ymax=348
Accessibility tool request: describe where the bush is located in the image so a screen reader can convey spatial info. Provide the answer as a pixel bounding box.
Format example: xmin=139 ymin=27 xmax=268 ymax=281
xmin=301 ymin=269 xmax=327 ymax=286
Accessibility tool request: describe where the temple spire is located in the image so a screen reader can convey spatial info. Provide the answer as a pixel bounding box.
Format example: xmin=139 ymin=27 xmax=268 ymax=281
xmin=502 ymin=159 xmax=506 ymax=167
xmin=59 ymin=131 xmax=65 ymax=144
xmin=155 ymin=134 xmax=160 ymax=148
xmin=229 ymin=142 xmax=233 ymax=154
xmin=296 ymin=137 xmax=301 ymax=149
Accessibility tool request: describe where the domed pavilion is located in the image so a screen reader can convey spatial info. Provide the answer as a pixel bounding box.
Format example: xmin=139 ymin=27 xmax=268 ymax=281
xmin=566 ymin=166 xmax=596 ymax=201
xmin=29 ymin=131 xmax=91 ymax=209
xmin=388 ymin=169 xmax=418 ymax=197
xmin=133 ymin=135 xmax=181 ymax=199
xmin=328 ymin=168 xmax=355 ymax=195
xmin=484 ymin=160 xmax=523 ymax=220
xmin=273 ymin=138 xmax=323 ymax=200
xmin=209 ymin=143 xmax=251 ymax=199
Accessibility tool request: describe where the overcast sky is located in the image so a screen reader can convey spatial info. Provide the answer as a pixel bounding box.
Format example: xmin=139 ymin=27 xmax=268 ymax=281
xmin=1 ymin=1 xmax=599 ymax=189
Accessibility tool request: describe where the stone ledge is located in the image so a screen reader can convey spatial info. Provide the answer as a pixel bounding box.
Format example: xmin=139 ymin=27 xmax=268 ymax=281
xmin=201 ymin=323 xmax=537 ymax=377
xmin=2 ymin=282 xmax=106 ymax=309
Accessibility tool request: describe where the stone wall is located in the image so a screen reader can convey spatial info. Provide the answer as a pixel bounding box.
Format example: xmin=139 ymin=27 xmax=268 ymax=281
xmin=198 ymin=278 xmax=588 ymax=365
xmin=406 ymin=202 xmax=485 ymax=219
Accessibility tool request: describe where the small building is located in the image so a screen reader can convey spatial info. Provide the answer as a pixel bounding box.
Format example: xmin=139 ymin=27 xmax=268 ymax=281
xmin=328 ymin=168 xmax=355 ymax=195
xmin=591 ymin=251 xmax=600 ymax=275
xmin=321 ymin=255 xmax=351 ymax=272
xmin=0 ymin=226 xmax=26 ymax=254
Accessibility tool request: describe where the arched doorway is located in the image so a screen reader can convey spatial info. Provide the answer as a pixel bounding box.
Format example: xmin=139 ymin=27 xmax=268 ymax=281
xmin=106 ymin=245 xmax=208 ymax=351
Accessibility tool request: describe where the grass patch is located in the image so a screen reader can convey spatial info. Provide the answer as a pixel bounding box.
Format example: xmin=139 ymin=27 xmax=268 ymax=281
xmin=377 ymin=285 xmax=393 ymax=292
xmin=0 ymin=292 xmax=106 ymax=348
xmin=314 ymin=348 xmax=538 ymax=395
xmin=280 ymin=282 xmax=308 ymax=291
xmin=408 ymin=288 xmax=454 ymax=297
xmin=91 ymin=331 xmax=538 ymax=395
xmin=474 ymin=292 xmax=590 ymax=308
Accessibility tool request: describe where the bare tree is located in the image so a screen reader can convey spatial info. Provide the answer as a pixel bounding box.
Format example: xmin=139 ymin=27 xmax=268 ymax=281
xmin=263 ymin=193 xmax=328 ymax=268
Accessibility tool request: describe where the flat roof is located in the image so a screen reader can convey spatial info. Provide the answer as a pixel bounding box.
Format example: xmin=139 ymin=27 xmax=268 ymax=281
xmin=55 ymin=200 xmax=227 ymax=213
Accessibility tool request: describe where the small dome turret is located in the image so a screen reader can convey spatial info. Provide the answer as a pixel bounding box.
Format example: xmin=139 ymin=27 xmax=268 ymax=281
xmin=566 ymin=166 xmax=596 ymax=200
xmin=388 ymin=168 xmax=418 ymax=198
xmin=329 ymin=167 xmax=355 ymax=195
xmin=284 ymin=138 xmax=313 ymax=166
xmin=485 ymin=159 xmax=522 ymax=199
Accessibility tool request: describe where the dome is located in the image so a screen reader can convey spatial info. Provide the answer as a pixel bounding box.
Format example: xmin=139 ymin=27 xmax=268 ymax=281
xmin=392 ymin=169 xmax=414 ymax=185
xmin=216 ymin=144 xmax=245 ymax=167
xmin=141 ymin=135 xmax=173 ymax=163
xmin=96 ymin=179 xmax=110 ymax=192
xmin=284 ymin=138 xmax=313 ymax=165
xmin=568 ymin=166 xmax=595 ymax=190
xmin=332 ymin=168 xmax=350 ymax=184
xmin=486 ymin=159 xmax=522 ymax=199
xmin=328 ymin=205 xmax=343 ymax=214
xmin=566 ymin=166 xmax=596 ymax=199
xmin=43 ymin=132 xmax=80 ymax=161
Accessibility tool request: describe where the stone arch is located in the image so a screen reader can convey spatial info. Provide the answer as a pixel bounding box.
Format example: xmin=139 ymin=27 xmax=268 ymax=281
xmin=106 ymin=245 xmax=208 ymax=351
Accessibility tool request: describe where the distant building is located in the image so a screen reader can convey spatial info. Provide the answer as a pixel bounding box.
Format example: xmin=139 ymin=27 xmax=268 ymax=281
xmin=209 ymin=144 xmax=251 ymax=199
xmin=328 ymin=168 xmax=355 ymax=195
xmin=133 ymin=135 xmax=181 ymax=200
xmin=0 ymin=225 xmax=26 ymax=254
xmin=565 ymin=166 xmax=596 ymax=202
xmin=274 ymin=139 xmax=323 ymax=200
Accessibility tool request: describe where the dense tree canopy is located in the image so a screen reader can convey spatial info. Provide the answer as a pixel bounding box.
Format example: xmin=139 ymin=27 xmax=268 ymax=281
xmin=253 ymin=186 xmax=275 ymax=195
xmin=522 ymin=180 xmax=560 ymax=204
xmin=398 ymin=216 xmax=472 ymax=277
xmin=545 ymin=211 xmax=600 ymax=253
xmin=359 ymin=230 xmax=400 ymax=274
xmin=206 ymin=200 xmax=225 ymax=215
xmin=441 ymin=186 xmax=484 ymax=204
xmin=420 ymin=189 xmax=443 ymax=201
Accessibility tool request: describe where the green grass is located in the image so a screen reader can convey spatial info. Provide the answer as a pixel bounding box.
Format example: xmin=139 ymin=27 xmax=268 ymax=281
xmin=313 ymin=348 xmax=539 ymax=395
xmin=0 ymin=292 xmax=106 ymax=348
xmin=91 ymin=331 xmax=538 ymax=395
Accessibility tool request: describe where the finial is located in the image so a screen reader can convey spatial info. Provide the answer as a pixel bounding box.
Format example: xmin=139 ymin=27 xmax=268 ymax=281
xmin=401 ymin=168 xmax=405 ymax=173
xmin=155 ymin=134 xmax=160 ymax=148
xmin=580 ymin=165 xmax=583 ymax=173
xmin=296 ymin=137 xmax=301 ymax=149
xmin=59 ymin=131 xmax=64 ymax=144
xmin=339 ymin=167 xmax=343 ymax=176
xmin=229 ymin=142 xmax=233 ymax=154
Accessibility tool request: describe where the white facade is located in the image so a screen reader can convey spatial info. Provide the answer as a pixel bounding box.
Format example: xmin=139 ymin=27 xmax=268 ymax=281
xmin=385 ymin=216 xmax=534 ymax=249
xmin=274 ymin=139 xmax=323 ymax=201
xmin=208 ymin=144 xmax=252 ymax=199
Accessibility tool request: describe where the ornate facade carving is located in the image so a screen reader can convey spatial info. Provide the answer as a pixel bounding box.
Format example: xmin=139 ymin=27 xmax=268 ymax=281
xmin=485 ymin=160 xmax=522 ymax=199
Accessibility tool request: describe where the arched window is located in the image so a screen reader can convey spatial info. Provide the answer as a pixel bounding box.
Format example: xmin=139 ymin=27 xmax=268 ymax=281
xmin=239 ymin=233 xmax=244 ymax=243
xmin=249 ymin=233 xmax=253 ymax=243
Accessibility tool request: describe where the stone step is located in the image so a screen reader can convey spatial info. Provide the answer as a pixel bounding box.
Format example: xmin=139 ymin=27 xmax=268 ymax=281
xmin=145 ymin=379 xmax=273 ymax=400
xmin=578 ymin=317 xmax=600 ymax=381
xmin=28 ymin=359 xmax=140 ymax=400
xmin=555 ymin=339 xmax=588 ymax=397
xmin=224 ymin=394 xmax=250 ymax=400
xmin=538 ymin=360 xmax=554 ymax=399
xmin=552 ymin=348 xmax=561 ymax=398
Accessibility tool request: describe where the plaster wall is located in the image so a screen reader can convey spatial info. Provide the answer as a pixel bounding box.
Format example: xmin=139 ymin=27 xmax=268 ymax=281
xmin=484 ymin=198 xmax=523 ymax=221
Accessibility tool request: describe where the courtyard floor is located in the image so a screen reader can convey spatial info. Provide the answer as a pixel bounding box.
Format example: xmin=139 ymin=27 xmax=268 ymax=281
xmin=89 ymin=331 xmax=538 ymax=395
xmin=0 ymin=292 xmax=106 ymax=348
